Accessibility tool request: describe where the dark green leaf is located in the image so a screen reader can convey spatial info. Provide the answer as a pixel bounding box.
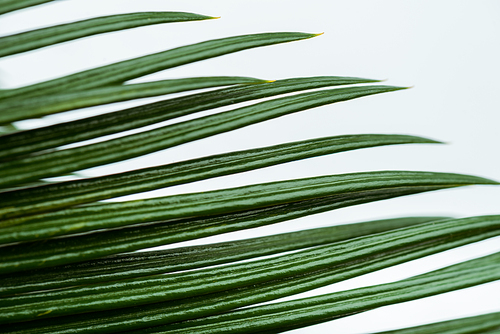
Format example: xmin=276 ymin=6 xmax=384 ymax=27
xmin=0 ymin=76 xmax=268 ymax=124
xmin=0 ymin=171 xmax=494 ymax=246
xmin=0 ymin=76 xmax=378 ymax=160
xmin=4 ymin=219 xmax=497 ymax=333
xmin=1 ymin=216 xmax=499 ymax=325
xmin=0 ymin=0 xmax=54 ymax=16
xmin=0 ymin=32 xmax=321 ymax=100
xmin=0 ymin=188 xmax=446 ymax=274
xmin=126 ymin=251 xmax=500 ymax=334
xmin=0 ymin=216 xmax=445 ymax=296
xmin=0 ymin=85 xmax=403 ymax=187
xmin=376 ymin=311 xmax=500 ymax=334
xmin=0 ymin=134 xmax=440 ymax=219
xmin=0 ymin=12 xmax=217 ymax=57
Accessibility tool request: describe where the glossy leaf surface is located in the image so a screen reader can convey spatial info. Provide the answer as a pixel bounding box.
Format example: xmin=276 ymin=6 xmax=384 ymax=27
xmin=0 ymin=134 xmax=439 ymax=219
xmin=0 ymin=12 xmax=216 ymax=57
xmin=0 ymin=76 xmax=378 ymax=159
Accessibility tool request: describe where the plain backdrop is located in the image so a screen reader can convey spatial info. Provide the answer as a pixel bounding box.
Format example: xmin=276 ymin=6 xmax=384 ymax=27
xmin=1 ymin=1 xmax=499 ymax=332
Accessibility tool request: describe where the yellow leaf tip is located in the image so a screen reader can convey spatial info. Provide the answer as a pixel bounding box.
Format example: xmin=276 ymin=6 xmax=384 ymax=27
xmin=209 ymin=16 xmax=221 ymax=20
xmin=313 ymin=32 xmax=325 ymax=37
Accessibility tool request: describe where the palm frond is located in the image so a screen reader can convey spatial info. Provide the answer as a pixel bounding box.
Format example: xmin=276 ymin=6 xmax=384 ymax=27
xmin=0 ymin=2 xmax=497 ymax=333
xmin=0 ymin=12 xmax=217 ymax=57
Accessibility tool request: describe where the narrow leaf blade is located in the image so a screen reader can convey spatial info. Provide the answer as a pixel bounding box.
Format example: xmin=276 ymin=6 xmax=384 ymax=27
xmin=0 ymin=32 xmax=321 ymax=100
xmin=0 ymin=216 xmax=445 ymax=295
xmin=0 ymin=85 xmax=404 ymax=187
xmin=0 ymin=134 xmax=440 ymax=219
xmin=0 ymin=76 xmax=379 ymax=159
xmin=0 ymin=170 xmax=495 ymax=246
xmin=0 ymin=0 xmax=54 ymax=16
xmin=0 ymin=12 xmax=217 ymax=57
xmin=0 ymin=76 xmax=268 ymax=124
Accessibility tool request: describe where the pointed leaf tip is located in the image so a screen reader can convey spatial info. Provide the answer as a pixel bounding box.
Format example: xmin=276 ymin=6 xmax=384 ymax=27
xmin=465 ymin=175 xmax=499 ymax=185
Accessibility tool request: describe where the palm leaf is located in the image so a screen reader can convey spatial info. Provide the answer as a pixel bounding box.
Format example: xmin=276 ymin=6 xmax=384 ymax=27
xmin=376 ymin=312 xmax=500 ymax=334
xmin=0 ymin=76 xmax=378 ymax=159
xmin=0 ymin=216 xmax=446 ymax=296
xmin=0 ymin=134 xmax=439 ymax=219
xmin=0 ymin=189 xmax=461 ymax=276
xmin=0 ymin=85 xmax=404 ymax=187
xmin=0 ymin=0 xmax=54 ymax=15
xmin=138 ymin=251 xmax=500 ymax=334
xmin=0 ymin=76 xmax=269 ymax=124
xmin=1 ymin=171 xmax=494 ymax=245
xmin=0 ymin=32 xmax=320 ymax=100
xmin=0 ymin=2 xmax=498 ymax=333
xmin=0 ymin=12 xmax=217 ymax=57
xmin=2 ymin=216 xmax=499 ymax=325
xmin=4 ymin=230 xmax=498 ymax=333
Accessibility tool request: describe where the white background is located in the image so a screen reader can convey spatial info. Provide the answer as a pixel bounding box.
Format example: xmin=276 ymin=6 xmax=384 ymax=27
xmin=1 ymin=0 xmax=499 ymax=332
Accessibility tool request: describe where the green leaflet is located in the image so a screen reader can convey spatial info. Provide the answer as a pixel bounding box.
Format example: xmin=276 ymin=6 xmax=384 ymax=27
xmin=0 ymin=188 xmax=444 ymax=274
xmin=0 ymin=170 xmax=495 ymax=245
xmin=0 ymin=85 xmax=403 ymax=187
xmin=1 ymin=1 xmax=498 ymax=332
xmin=1 ymin=216 xmax=499 ymax=324
xmin=0 ymin=32 xmax=320 ymax=100
xmin=0 ymin=134 xmax=440 ymax=219
xmin=0 ymin=76 xmax=268 ymax=124
xmin=0 ymin=216 xmax=446 ymax=296
xmin=0 ymin=0 xmax=54 ymax=15
xmin=0 ymin=76 xmax=379 ymax=160
xmin=375 ymin=312 xmax=500 ymax=334
xmin=128 ymin=252 xmax=500 ymax=334
xmin=0 ymin=12 xmax=217 ymax=57
xmin=3 ymin=219 xmax=498 ymax=334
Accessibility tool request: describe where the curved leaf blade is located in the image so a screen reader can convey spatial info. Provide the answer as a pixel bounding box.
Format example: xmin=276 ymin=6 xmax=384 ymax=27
xmin=0 ymin=76 xmax=268 ymax=124
xmin=4 ymin=219 xmax=497 ymax=333
xmin=1 ymin=216 xmax=499 ymax=324
xmin=0 ymin=76 xmax=379 ymax=160
xmin=0 ymin=171 xmax=495 ymax=246
xmin=0 ymin=85 xmax=404 ymax=187
xmin=0 ymin=134 xmax=440 ymax=219
xmin=0 ymin=216 xmax=445 ymax=296
xmin=0 ymin=0 xmax=54 ymax=16
xmin=375 ymin=312 xmax=500 ymax=334
xmin=0 ymin=32 xmax=321 ymax=100
xmin=0 ymin=12 xmax=217 ymax=57
xmin=134 ymin=252 xmax=500 ymax=334
xmin=0 ymin=188 xmax=447 ymax=274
